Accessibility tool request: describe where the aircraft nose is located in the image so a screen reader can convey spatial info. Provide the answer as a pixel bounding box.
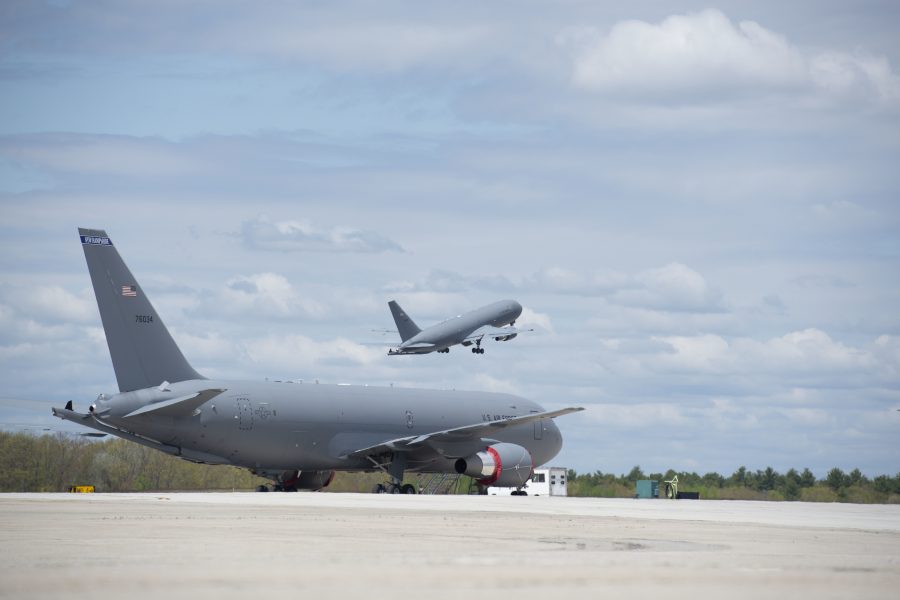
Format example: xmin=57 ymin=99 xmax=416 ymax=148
xmin=539 ymin=419 xmax=563 ymax=463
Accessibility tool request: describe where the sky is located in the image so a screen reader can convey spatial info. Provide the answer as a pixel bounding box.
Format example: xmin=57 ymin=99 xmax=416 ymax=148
xmin=1 ymin=1 xmax=899 ymax=477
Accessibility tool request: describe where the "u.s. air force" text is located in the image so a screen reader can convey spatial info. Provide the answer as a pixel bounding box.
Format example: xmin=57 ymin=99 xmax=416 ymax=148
xmin=482 ymin=413 xmax=516 ymax=422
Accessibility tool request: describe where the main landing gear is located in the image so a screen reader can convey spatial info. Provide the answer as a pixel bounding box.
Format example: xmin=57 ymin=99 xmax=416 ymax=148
xmin=372 ymin=483 xmax=417 ymax=494
xmin=368 ymin=452 xmax=417 ymax=494
xmin=510 ymin=489 xmax=528 ymax=496
xmin=471 ymin=347 xmax=484 ymax=354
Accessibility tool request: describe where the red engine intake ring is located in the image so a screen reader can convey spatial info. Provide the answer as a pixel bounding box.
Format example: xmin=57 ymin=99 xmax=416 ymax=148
xmin=475 ymin=446 xmax=502 ymax=486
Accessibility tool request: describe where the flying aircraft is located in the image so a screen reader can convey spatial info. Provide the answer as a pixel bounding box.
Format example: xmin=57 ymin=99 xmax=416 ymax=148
xmin=387 ymin=299 xmax=530 ymax=355
xmin=53 ymin=228 xmax=582 ymax=493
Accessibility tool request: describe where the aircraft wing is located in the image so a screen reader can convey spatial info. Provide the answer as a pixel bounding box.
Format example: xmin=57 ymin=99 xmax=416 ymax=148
xmin=388 ymin=342 xmax=436 ymax=355
xmin=463 ymin=325 xmax=533 ymax=342
xmin=341 ymin=406 xmax=584 ymax=459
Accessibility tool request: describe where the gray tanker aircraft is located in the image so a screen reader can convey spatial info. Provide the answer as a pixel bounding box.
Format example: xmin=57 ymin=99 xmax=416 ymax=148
xmin=387 ymin=299 xmax=530 ymax=355
xmin=53 ymin=228 xmax=582 ymax=493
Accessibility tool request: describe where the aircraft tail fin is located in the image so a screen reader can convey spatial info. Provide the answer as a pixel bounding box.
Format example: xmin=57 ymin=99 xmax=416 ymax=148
xmin=79 ymin=228 xmax=204 ymax=392
xmin=388 ymin=300 xmax=421 ymax=342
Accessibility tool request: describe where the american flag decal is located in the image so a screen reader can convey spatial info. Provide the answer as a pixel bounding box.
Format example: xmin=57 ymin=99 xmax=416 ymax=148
xmin=121 ymin=285 xmax=137 ymax=297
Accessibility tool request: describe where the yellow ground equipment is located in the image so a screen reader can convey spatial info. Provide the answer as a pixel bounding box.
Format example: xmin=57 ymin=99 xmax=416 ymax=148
xmin=67 ymin=485 xmax=94 ymax=493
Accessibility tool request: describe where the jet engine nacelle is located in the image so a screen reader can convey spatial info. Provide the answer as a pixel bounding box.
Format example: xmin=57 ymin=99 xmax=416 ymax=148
xmin=295 ymin=470 xmax=335 ymax=491
xmin=273 ymin=469 xmax=335 ymax=491
xmin=454 ymin=442 xmax=533 ymax=487
xmin=493 ymin=333 xmax=517 ymax=342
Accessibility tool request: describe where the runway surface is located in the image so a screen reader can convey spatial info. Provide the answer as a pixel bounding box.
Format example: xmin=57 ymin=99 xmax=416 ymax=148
xmin=1 ymin=493 xmax=898 ymax=599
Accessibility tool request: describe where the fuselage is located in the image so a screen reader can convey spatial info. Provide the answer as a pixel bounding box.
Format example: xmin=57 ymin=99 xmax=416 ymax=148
xmin=92 ymin=379 xmax=563 ymax=473
xmin=399 ymin=299 xmax=522 ymax=353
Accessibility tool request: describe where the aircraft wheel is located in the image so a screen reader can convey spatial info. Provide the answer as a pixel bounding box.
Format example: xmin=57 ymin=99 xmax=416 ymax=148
xmin=401 ymin=484 xmax=416 ymax=495
xmin=257 ymin=485 xmax=270 ymax=492
xmin=372 ymin=483 xmax=386 ymax=494
xmin=390 ymin=484 xmax=401 ymax=494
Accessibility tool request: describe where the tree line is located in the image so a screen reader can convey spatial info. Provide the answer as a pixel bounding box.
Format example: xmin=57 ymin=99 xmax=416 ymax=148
xmin=567 ymin=465 xmax=900 ymax=503
xmin=0 ymin=431 xmax=265 ymax=492
xmin=2 ymin=432 xmax=898 ymax=503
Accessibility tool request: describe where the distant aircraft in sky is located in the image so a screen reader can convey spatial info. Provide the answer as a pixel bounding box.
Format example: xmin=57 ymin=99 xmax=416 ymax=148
xmin=53 ymin=228 xmax=581 ymax=494
xmin=387 ymin=299 xmax=531 ymax=355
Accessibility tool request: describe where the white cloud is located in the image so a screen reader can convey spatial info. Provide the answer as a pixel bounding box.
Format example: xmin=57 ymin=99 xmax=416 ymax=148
xmin=624 ymin=263 xmax=724 ymax=312
xmin=244 ymin=334 xmax=384 ymax=373
xmin=2 ymin=285 xmax=96 ymax=324
xmin=653 ymin=328 xmax=879 ymax=377
xmin=0 ymin=285 xmax=99 ymax=344
xmin=218 ymin=272 xmax=327 ymax=319
xmin=240 ymin=215 xmax=404 ymax=254
xmin=529 ymin=266 xmax=629 ymax=296
xmin=470 ymin=373 xmax=522 ymax=395
xmin=568 ymin=9 xmax=900 ymax=105
xmin=529 ymin=263 xmax=724 ymax=313
xmin=582 ymin=402 xmax=690 ymax=429
xmin=517 ymin=306 xmax=553 ymax=333
xmin=174 ymin=331 xmax=237 ymax=365
xmin=871 ymin=335 xmax=900 ymax=377
xmin=653 ymin=334 xmax=733 ymax=373
xmin=810 ymin=51 xmax=900 ymax=102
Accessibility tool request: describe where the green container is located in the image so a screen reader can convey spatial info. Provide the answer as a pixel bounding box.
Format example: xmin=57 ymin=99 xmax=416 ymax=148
xmin=636 ymin=480 xmax=659 ymax=499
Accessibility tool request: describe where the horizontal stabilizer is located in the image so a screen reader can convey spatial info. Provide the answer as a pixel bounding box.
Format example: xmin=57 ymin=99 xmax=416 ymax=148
xmin=53 ymin=404 xmax=228 ymax=463
xmin=51 ymin=406 xmax=93 ymax=422
xmin=52 ymin=406 xmax=123 ymax=438
xmin=124 ymin=389 xmax=226 ymax=418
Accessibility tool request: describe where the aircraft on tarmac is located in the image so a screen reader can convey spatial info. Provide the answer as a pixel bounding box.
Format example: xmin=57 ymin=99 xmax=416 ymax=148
xmin=387 ymin=299 xmax=531 ymax=355
xmin=53 ymin=228 xmax=582 ymax=493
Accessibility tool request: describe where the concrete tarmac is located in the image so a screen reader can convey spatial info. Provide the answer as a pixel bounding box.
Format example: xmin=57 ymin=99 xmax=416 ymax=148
xmin=1 ymin=493 xmax=898 ymax=599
